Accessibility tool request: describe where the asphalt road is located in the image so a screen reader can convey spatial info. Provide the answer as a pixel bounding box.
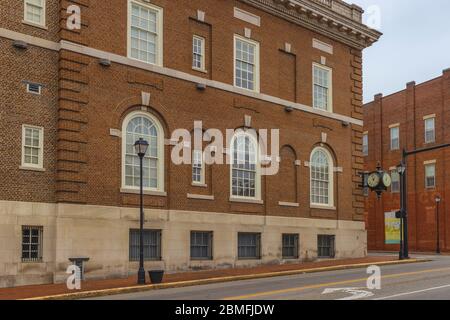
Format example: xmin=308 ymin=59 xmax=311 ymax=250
xmin=89 ymin=254 xmax=450 ymax=300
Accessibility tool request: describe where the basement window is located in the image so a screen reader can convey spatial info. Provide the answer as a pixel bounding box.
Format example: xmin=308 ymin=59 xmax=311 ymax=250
xmin=22 ymin=226 xmax=43 ymax=262
xmin=129 ymin=229 xmax=161 ymax=261
xmin=318 ymin=235 xmax=335 ymax=258
xmin=282 ymin=234 xmax=299 ymax=259
xmin=238 ymin=232 xmax=261 ymax=260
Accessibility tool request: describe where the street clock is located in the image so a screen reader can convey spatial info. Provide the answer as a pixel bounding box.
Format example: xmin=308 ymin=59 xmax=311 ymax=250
xmin=366 ymin=163 xmax=391 ymax=198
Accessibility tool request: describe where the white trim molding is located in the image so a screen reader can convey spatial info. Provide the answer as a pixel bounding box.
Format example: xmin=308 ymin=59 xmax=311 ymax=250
xmin=0 ymin=30 xmax=364 ymax=126
xmin=279 ymin=201 xmax=300 ymax=207
xmin=313 ymin=38 xmax=333 ymax=55
xmin=187 ymin=194 xmax=214 ymax=201
xmin=234 ymin=7 xmax=261 ymax=26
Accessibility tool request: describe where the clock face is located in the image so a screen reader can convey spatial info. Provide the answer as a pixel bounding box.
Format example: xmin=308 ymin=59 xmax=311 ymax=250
xmin=367 ymin=173 xmax=380 ymax=188
xmin=382 ymin=173 xmax=392 ymax=188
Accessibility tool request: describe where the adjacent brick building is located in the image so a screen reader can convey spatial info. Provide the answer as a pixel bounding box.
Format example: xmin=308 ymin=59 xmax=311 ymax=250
xmin=0 ymin=0 xmax=380 ymax=287
xmin=364 ymin=70 xmax=450 ymax=252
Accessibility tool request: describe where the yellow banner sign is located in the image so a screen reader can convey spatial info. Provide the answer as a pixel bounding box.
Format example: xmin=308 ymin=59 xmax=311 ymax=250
xmin=385 ymin=211 xmax=401 ymax=245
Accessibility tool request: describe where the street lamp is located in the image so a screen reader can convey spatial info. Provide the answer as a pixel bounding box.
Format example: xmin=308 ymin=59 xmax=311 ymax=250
xmin=396 ymin=163 xmax=406 ymax=260
xmin=134 ymin=138 xmax=149 ymax=285
xmin=435 ymin=195 xmax=441 ymax=255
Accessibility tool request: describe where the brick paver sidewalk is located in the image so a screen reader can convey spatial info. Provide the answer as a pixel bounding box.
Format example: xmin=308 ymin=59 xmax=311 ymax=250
xmin=0 ymin=256 xmax=397 ymax=300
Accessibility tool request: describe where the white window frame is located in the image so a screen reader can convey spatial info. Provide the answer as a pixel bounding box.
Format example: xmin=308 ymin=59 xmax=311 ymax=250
xmin=310 ymin=146 xmax=334 ymax=208
xmin=424 ymin=116 xmax=435 ymax=144
xmin=425 ymin=162 xmax=436 ymax=189
xmin=192 ymin=35 xmax=206 ymax=72
xmin=192 ymin=149 xmax=205 ymax=185
xmin=390 ymin=169 xmax=400 ymax=193
xmin=312 ymin=63 xmax=333 ymax=113
xmin=362 ymin=132 xmax=368 ymax=156
xmin=390 ymin=125 xmax=400 ymax=151
xmin=21 ymin=125 xmax=44 ymax=170
xmin=127 ymin=0 xmax=164 ymax=67
xmin=23 ymin=0 xmax=46 ymax=27
xmin=230 ymin=132 xmax=261 ymax=201
xmin=233 ymin=35 xmax=260 ymax=93
xmin=121 ymin=111 xmax=165 ymax=193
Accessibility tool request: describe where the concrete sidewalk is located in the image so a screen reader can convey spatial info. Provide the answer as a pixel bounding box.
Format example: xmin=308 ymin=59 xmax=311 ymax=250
xmin=0 ymin=256 xmax=425 ymax=300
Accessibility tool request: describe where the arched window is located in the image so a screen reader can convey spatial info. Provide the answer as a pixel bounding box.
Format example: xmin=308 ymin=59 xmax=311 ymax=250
xmin=231 ymin=133 xmax=260 ymax=199
xmin=122 ymin=111 xmax=164 ymax=192
xmin=310 ymin=147 xmax=334 ymax=207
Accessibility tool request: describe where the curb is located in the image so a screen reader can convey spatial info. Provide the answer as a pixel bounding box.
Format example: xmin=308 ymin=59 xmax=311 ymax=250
xmin=24 ymin=258 xmax=429 ymax=300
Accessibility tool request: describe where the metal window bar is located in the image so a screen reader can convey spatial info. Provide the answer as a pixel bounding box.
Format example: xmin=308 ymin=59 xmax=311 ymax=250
xmin=238 ymin=233 xmax=261 ymax=259
xmin=282 ymin=234 xmax=299 ymax=259
xmin=190 ymin=231 xmax=213 ymax=260
xmin=129 ymin=229 xmax=161 ymax=261
xmin=22 ymin=226 xmax=43 ymax=262
xmin=318 ymin=235 xmax=335 ymax=258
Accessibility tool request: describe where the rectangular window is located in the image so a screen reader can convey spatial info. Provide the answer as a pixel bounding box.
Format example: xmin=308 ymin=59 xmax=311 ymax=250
xmin=190 ymin=231 xmax=213 ymax=260
xmin=129 ymin=1 xmax=163 ymax=65
xmin=238 ymin=232 xmax=261 ymax=259
xmin=192 ymin=36 xmax=205 ymax=71
xmin=390 ymin=126 xmax=400 ymax=150
xmin=313 ymin=64 xmax=332 ymax=112
xmin=282 ymin=234 xmax=299 ymax=259
xmin=424 ymin=117 xmax=435 ymax=144
xmin=22 ymin=125 xmax=44 ymax=169
xmin=362 ymin=133 xmax=368 ymax=156
xmin=22 ymin=226 xmax=43 ymax=262
xmin=425 ymin=163 xmax=436 ymax=189
xmin=317 ymin=235 xmax=335 ymax=258
xmin=192 ymin=150 xmax=204 ymax=184
xmin=391 ymin=170 xmax=400 ymax=193
xmin=24 ymin=0 xmax=45 ymax=26
xmin=129 ymin=229 xmax=161 ymax=261
xmin=363 ymin=173 xmax=369 ymax=197
xmin=234 ymin=36 xmax=259 ymax=92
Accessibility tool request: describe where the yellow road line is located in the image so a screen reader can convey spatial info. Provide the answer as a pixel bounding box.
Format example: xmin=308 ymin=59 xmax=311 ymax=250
xmin=22 ymin=259 xmax=426 ymax=300
xmin=222 ymin=267 xmax=450 ymax=300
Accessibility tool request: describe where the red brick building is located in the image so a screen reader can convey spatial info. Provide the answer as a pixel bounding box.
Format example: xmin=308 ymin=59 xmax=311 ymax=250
xmin=364 ymin=70 xmax=450 ymax=252
xmin=0 ymin=0 xmax=380 ymax=287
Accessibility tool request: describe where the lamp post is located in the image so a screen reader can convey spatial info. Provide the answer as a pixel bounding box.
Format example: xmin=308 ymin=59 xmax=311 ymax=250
xmin=435 ymin=195 xmax=441 ymax=254
xmin=396 ymin=163 xmax=406 ymax=260
xmin=134 ymin=138 xmax=149 ymax=285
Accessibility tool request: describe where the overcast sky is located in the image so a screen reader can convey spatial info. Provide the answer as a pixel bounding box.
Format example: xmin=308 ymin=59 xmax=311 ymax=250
xmin=350 ymin=0 xmax=450 ymax=102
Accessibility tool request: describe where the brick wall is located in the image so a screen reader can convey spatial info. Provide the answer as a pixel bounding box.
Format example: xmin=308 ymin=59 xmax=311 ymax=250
xmin=364 ymin=69 xmax=450 ymax=251
xmin=0 ymin=0 xmax=376 ymax=223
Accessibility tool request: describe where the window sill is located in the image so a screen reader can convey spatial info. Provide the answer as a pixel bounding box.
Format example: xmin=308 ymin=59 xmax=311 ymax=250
xmin=230 ymin=197 xmax=264 ymax=205
xmin=237 ymin=258 xmax=262 ymax=261
xmin=310 ymin=204 xmax=336 ymax=211
xmin=127 ymin=55 xmax=163 ymax=68
xmin=22 ymin=20 xmax=48 ymax=30
xmin=192 ymin=67 xmax=208 ymax=74
xmin=187 ymin=193 xmax=214 ymax=201
xmin=233 ymin=85 xmax=260 ymax=94
xmin=312 ymin=106 xmax=332 ymax=113
xmin=19 ymin=166 xmax=45 ymax=172
xmin=278 ymin=201 xmax=299 ymax=207
xmin=120 ymin=188 xmax=167 ymax=197
xmin=192 ymin=182 xmax=207 ymax=188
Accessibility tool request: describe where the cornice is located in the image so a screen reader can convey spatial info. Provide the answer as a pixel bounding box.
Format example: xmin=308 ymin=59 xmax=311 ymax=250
xmin=239 ymin=0 xmax=382 ymax=50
